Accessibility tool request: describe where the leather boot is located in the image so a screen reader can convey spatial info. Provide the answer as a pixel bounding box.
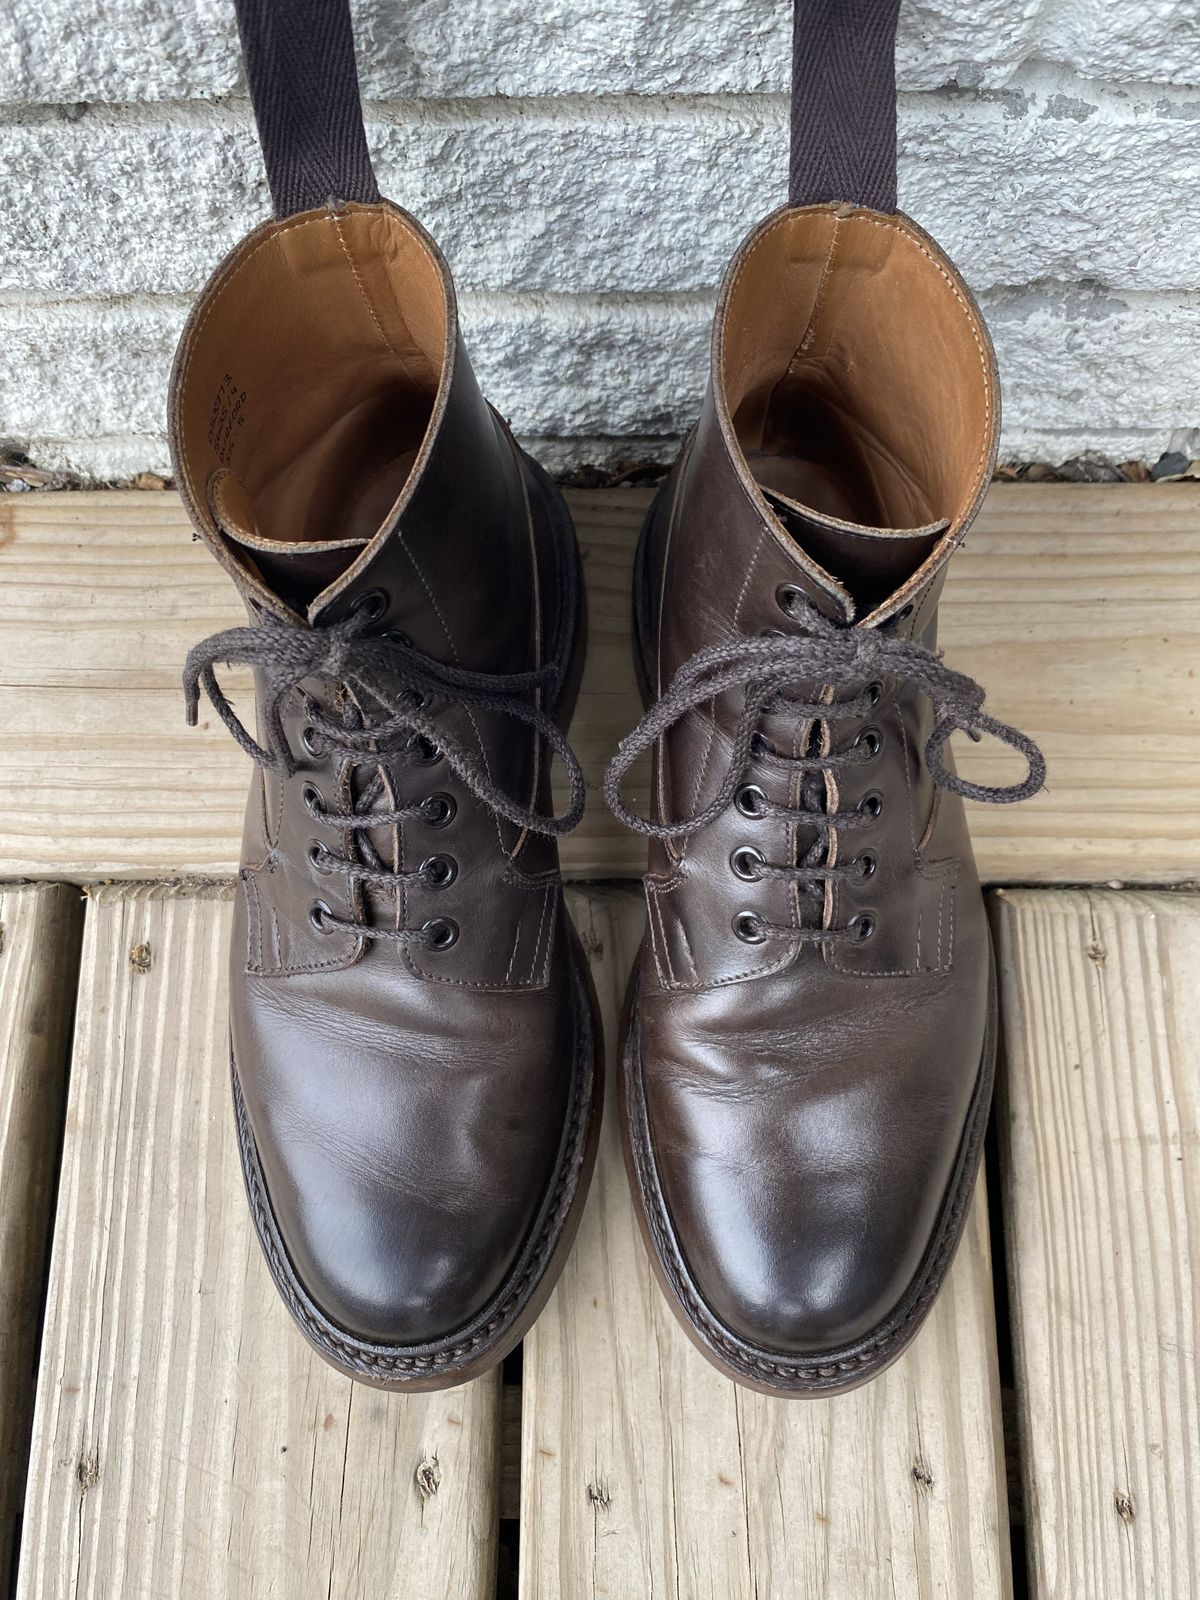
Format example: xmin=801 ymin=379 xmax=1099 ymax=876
xmin=606 ymin=0 xmax=1043 ymax=1394
xmin=171 ymin=0 xmax=602 ymax=1389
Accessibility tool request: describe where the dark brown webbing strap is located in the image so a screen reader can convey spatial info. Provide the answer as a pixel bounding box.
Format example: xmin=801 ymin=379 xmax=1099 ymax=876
xmin=789 ymin=0 xmax=902 ymax=212
xmin=234 ymin=0 xmax=380 ymax=217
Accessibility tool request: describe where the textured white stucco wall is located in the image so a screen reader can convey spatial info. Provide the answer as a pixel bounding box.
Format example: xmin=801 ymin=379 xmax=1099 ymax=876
xmin=2 ymin=0 xmax=1198 ymax=479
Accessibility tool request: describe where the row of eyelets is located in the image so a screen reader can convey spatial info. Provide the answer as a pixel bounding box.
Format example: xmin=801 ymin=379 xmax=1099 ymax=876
xmin=728 ymin=593 xmax=890 ymax=948
xmin=303 ymin=591 xmax=457 ymax=953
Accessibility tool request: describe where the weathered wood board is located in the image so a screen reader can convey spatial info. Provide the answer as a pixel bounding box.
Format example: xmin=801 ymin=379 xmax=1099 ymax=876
xmin=0 ymin=484 xmax=1196 ymax=883
xmin=995 ymin=889 xmax=1200 ymax=1599
xmin=15 ymin=883 xmax=501 ymax=1600
xmin=522 ymin=885 xmax=1013 ymax=1600
xmin=0 ymin=883 xmax=83 ymax=1593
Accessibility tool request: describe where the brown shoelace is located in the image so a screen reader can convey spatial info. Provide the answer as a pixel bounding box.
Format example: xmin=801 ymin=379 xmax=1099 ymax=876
xmin=184 ymin=604 xmax=585 ymax=946
xmin=604 ymin=590 xmax=1045 ymax=946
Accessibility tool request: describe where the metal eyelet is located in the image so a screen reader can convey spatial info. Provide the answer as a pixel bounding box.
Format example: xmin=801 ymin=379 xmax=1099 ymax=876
xmin=422 ymin=917 xmax=459 ymax=951
xmin=775 ymin=582 xmax=805 ymax=615
xmin=735 ymin=784 xmax=769 ymax=819
xmin=353 ymin=588 xmax=389 ymax=623
xmin=859 ymin=790 xmax=884 ymax=820
xmin=307 ymin=839 xmax=330 ymax=873
xmin=730 ymin=845 xmax=766 ymax=882
xmin=854 ymin=727 xmax=883 ymax=760
xmin=381 ymin=627 xmax=411 ymax=647
xmin=300 ymin=724 xmax=322 ymax=757
xmin=848 ymin=911 xmax=877 ymax=943
xmin=301 ymin=781 xmax=325 ymax=816
xmin=854 ymin=850 xmax=878 ymax=881
xmin=867 ymin=681 xmax=883 ymax=706
xmin=405 ymin=732 xmax=443 ymax=765
xmin=309 ymin=899 xmax=333 ymax=934
xmin=421 ymin=792 xmax=457 ymax=829
xmin=750 ymin=733 xmax=776 ymax=759
xmin=421 ymin=854 xmax=457 ymax=889
xmin=732 ymin=910 xmax=767 ymax=944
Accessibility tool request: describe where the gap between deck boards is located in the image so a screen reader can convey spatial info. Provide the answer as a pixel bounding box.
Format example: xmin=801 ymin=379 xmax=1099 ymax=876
xmin=0 ymin=882 xmax=1196 ymax=1599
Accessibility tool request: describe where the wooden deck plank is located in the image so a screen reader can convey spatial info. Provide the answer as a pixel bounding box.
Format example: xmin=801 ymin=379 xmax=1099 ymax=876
xmin=0 ymin=883 xmax=83 ymax=1592
xmin=14 ymin=883 xmax=501 ymax=1600
xmin=994 ymin=889 xmax=1200 ymax=1599
xmin=522 ymin=885 xmax=1012 ymax=1600
xmin=0 ymin=483 xmax=1196 ymax=884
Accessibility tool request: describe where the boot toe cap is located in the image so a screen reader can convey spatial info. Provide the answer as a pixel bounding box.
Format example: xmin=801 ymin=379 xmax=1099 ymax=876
xmin=680 ymin=1194 xmax=919 ymax=1357
xmin=277 ymin=1178 xmax=519 ymax=1347
xmin=232 ymin=987 xmax=574 ymax=1352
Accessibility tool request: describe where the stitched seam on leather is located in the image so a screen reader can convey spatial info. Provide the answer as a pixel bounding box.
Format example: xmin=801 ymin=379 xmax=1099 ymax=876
xmin=686 ymin=527 xmax=766 ymax=838
xmin=646 ymin=882 xmax=677 ymax=990
xmin=675 ymin=914 xmax=702 ymax=987
xmin=918 ymin=784 xmax=944 ymax=854
xmin=626 ymin=1011 xmax=989 ymax=1384
xmin=233 ymin=965 xmax=593 ymax=1375
xmin=716 ymin=211 xmax=846 ymax=611
xmin=527 ymin=883 xmax=553 ymax=989
xmin=784 ymin=214 xmax=841 ymax=374
xmin=540 ymin=886 xmax=557 ymax=987
xmin=940 ymin=878 xmax=956 ymax=970
xmin=406 ymin=866 xmax=556 ymax=992
xmin=330 ymin=211 xmax=426 ymax=390
xmin=241 ymin=871 xmax=262 ymax=971
xmin=655 ymin=445 xmax=693 ymax=868
xmin=505 ymin=435 xmax=544 ymax=864
xmin=179 ymin=214 xmax=353 ymax=518
xmin=935 ymin=883 xmax=944 ymax=968
xmin=828 ymin=705 xmax=956 ymax=979
xmin=655 ymin=441 xmax=693 ymax=704
xmin=723 ymin=209 xmax=994 ymax=586
xmin=653 ymin=871 xmax=798 ymax=988
xmin=854 ymin=214 xmax=993 ymax=531
xmin=242 ymin=861 xmax=363 ymax=976
xmin=503 ymin=915 xmax=523 ymax=985
xmin=392 ymin=533 xmax=510 ymax=870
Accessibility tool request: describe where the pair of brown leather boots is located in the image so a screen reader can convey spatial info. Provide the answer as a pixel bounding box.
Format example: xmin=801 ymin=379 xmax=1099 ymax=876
xmin=175 ymin=0 xmax=1042 ymax=1396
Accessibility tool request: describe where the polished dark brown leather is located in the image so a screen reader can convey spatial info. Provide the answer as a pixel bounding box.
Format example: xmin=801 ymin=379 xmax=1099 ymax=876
xmin=168 ymin=180 xmax=601 ymax=1381
xmin=609 ymin=202 xmax=1042 ymax=1394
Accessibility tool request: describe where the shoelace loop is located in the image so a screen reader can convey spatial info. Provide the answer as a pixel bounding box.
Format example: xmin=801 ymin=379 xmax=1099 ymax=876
xmin=604 ymin=591 xmax=1045 ymax=861
xmin=184 ymin=606 xmax=585 ymax=944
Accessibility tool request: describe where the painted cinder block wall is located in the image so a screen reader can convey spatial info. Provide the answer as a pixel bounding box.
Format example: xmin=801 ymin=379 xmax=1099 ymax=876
xmin=2 ymin=0 xmax=1198 ymax=480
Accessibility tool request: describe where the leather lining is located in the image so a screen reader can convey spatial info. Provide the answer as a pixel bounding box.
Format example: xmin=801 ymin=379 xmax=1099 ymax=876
xmin=176 ymin=202 xmax=448 ymax=553
xmin=720 ymin=206 xmax=995 ymax=535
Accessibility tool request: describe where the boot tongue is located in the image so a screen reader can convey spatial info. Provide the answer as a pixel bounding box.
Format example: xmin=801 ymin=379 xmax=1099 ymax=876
xmin=210 ymin=468 xmax=370 ymax=608
xmin=763 ymin=486 xmax=949 ymax=616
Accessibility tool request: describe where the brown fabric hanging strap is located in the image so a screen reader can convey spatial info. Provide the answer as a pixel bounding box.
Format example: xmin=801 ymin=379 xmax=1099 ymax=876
xmin=234 ymin=0 xmax=380 ymax=218
xmin=789 ymin=0 xmax=902 ymax=213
